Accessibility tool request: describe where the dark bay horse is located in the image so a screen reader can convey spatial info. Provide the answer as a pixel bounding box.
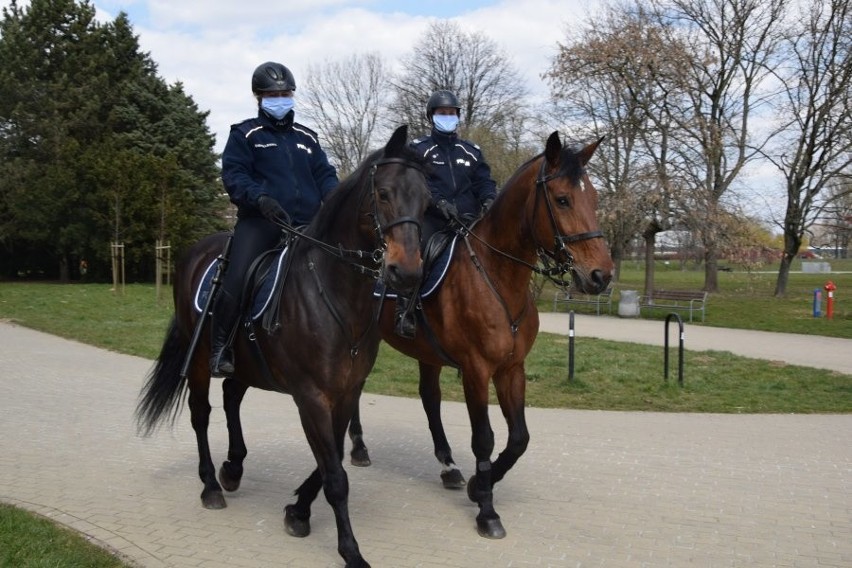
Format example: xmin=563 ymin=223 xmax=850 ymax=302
xmin=351 ymin=131 xmax=614 ymax=539
xmin=135 ymin=125 xmax=429 ymax=568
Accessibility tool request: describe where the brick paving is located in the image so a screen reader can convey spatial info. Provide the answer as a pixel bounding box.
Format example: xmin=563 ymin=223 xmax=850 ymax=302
xmin=1 ymin=321 xmax=850 ymax=567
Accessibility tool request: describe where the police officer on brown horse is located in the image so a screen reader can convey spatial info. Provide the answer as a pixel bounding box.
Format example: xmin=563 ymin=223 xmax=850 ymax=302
xmin=394 ymin=89 xmax=497 ymax=338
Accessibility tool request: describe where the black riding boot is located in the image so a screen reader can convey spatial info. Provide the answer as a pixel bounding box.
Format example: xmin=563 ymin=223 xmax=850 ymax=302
xmin=394 ymin=295 xmax=417 ymax=339
xmin=210 ymin=289 xmax=240 ymax=377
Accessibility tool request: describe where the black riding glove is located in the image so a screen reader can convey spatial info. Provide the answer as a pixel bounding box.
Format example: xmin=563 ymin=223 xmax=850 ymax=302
xmin=257 ymin=195 xmax=286 ymax=223
xmin=436 ymin=199 xmax=458 ymax=220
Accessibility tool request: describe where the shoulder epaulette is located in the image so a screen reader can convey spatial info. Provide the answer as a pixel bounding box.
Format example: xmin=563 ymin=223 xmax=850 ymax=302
xmin=233 ymin=118 xmax=262 ymax=136
xmin=457 ymin=138 xmax=481 ymax=151
xmin=292 ymin=123 xmax=319 ymax=144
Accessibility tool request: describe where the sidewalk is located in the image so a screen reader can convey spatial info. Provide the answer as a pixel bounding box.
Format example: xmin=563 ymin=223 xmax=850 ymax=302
xmin=0 ymin=321 xmax=850 ymax=568
xmin=539 ymin=312 xmax=852 ymax=375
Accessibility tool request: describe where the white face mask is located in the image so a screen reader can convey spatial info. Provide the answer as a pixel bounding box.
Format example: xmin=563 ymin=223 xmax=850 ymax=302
xmin=433 ymin=114 xmax=459 ymax=133
xmin=261 ymin=96 xmax=294 ymax=120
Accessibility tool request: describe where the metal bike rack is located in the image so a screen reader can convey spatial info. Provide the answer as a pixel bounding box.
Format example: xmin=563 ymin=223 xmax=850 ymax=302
xmin=664 ymin=313 xmax=685 ymax=386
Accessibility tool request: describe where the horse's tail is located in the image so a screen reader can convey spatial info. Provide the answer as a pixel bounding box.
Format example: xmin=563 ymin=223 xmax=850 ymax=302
xmin=135 ymin=317 xmax=189 ymax=437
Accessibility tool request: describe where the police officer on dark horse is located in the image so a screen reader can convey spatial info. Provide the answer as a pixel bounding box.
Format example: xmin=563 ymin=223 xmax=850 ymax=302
xmin=209 ymin=61 xmax=339 ymax=377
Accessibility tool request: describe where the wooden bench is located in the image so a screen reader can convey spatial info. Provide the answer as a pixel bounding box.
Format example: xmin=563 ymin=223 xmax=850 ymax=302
xmin=639 ymin=289 xmax=708 ymax=322
xmin=553 ymin=285 xmax=614 ymax=316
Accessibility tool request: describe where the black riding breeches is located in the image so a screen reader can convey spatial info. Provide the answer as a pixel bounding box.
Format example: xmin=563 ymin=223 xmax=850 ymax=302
xmin=220 ymin=217 xmax=283 ymax=303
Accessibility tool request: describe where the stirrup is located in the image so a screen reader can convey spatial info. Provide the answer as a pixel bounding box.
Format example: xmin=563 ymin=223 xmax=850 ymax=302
xmin=394 ymin=313 xmax=416 ymax=339
xmin=210 ymin=349 xmax=234 ymax=377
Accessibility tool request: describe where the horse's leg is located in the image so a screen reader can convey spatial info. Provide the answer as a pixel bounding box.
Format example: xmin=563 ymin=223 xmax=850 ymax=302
xmin=285 ymin=395 xmax=369 ymax=568
xmin=490 ymin=362 xmax=530 ymax=486
xmin=218 ymin=377 xmax=249 ymax=492
xmin=419 ymin=362 xmax=465 ymax=489
xmin=348 ymin=387 xmax=371 ymax=467
xmin=461 ymin=370 xmax=505 ymax=539
xmin=187 ymin=366 xmax=227 ymax=509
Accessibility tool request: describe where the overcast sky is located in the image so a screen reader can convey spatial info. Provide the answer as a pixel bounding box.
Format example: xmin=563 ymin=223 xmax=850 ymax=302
xmin=2 ymin=0 xmax=787 ymax=221
xmin=1 ymin=0 xmax=608 ymax=154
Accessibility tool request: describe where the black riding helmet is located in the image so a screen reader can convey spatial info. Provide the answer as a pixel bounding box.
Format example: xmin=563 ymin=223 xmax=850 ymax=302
xmin=426 ymin=90 xmax=461 ymax=121
xmin=252 ymin=62 xmax=296 ymax=94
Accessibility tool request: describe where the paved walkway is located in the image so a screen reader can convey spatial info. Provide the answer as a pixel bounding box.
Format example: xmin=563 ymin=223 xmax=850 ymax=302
xmin=1 ymin=320 xmax=850 ymax=568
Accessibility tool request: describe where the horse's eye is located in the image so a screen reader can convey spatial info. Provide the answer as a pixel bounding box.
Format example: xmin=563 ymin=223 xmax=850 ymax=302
xmin=556 ymin=195 xmax=571 ymax=208
xmin=377 ymin=188 xmax=391 ymax=203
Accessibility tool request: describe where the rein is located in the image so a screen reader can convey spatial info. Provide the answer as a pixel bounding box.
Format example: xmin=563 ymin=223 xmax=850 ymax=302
xmin=274 ymin=155 xmax=423 ymax=356
xmin=449 ymin=154 xmax=602 ymax=334
xmin=270 ymin=157 xmax=424 ymax=280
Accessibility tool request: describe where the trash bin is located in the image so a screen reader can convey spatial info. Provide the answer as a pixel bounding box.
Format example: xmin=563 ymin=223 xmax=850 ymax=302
xmin=618 ymin=289 xmax=640 ymax=318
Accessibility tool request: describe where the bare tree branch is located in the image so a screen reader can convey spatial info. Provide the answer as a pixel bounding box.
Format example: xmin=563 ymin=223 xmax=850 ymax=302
xmin=300 ymin=52 xmax=391 ymax=176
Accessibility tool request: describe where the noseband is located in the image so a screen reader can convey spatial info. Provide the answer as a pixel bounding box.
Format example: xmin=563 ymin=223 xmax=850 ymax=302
xmin=533 ymin=156 xmax=603 ymax=285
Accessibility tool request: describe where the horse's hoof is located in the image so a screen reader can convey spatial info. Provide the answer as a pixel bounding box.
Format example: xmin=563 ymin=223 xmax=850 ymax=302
xmin=284 ymin=505 xmax=311 ymax=538
xmin=218 ymin=463 xmax=242 ymax=492
xmin=350 ymin=447 xmax=372 ymax=467
xmin=441 ymin=468 xmax=466 ymax=489
xmin=344 ymin=558 xmax=371 ymax=568
xmin=201 ymin=489 xmax=226 ymax=510
xmin=476 ymin=517 xmax=507 ymax=539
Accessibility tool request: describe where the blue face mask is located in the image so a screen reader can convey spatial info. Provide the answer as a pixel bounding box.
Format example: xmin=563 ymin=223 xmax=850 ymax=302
xmin=433 ymin=114 xmax=459 ymax=133
xmin=261 ymin=96 xmax=294 ymax=120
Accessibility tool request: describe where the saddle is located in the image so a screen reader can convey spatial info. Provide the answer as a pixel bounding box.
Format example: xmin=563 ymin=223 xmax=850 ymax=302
xmin=194 ymin=245 xmax=291 ymax=330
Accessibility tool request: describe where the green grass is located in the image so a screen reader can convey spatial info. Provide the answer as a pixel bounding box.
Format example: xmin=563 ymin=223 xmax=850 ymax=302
xmin=0 ymin=504 xmax=129 ymax=567
xmin=370 ymin=337 xmax=852 ymax=413
xmin=0 ymin=278 xmax=849 ymax=413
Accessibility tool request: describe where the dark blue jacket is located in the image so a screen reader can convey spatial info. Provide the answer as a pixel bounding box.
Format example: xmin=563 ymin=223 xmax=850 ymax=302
xmin=411 ymin=129 xmax=497 ymax=220
xmin=221 ymin=111 xmax=338 ymax=226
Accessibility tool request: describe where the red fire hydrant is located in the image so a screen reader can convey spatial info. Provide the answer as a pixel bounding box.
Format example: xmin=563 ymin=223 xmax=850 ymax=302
xmin=824 ymin=280 xmax=837 ymax=320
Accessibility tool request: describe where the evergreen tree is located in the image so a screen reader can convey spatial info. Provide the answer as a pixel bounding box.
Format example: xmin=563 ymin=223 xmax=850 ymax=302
xmin=0 ymin=0 xmax=226 ymax=281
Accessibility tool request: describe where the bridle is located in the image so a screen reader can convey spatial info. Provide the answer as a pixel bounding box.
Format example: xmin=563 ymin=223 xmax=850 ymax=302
xmin=461 ymin=154 xmax=604 ymax=287
xmin=531 ymin=155 xmax=604 ymax=286
xmin=366 ymin=157 xmax=425 ymax=254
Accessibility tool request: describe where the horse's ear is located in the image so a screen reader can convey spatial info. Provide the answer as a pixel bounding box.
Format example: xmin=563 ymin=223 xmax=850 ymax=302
xmin=545 ymin=131 xmax=561 ymax=165
xmin=385 ymin=125 xmax=409 ymax=157
xmin=577 ymin=136 xmax=605 ymax=166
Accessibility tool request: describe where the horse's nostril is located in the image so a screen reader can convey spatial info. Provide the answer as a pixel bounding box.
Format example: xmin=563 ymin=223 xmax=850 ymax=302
xmin=385 ymin=264 xmax=420 ymax=294
xmin=590 ymin=269 xmax=611 ymax=294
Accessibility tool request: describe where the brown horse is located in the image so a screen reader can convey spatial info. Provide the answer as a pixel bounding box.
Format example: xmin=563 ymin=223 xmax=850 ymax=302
xmin=351 ymin=131 xmax=614 ymax=539
xmin=135 ymin=125 xmax=429 ymax=568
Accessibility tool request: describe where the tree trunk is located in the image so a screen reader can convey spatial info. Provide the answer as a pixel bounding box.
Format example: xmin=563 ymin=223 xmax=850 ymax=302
xmin=774 ymin=231 xmax=801 ymax=297
xmin=642 ymin=221 xmax=662 ymax=296
xmin=775 ymin=254 xmax=793 ymax=297
xmin=59 ymin=255 xmax=69 ymax=283
xmin=643 ymin=233 xmax=656 ymax=297
xmin=611 ymin=239 xmax=625 ymax=283
xmin=703 ymin=242 xmax=719 ymax=292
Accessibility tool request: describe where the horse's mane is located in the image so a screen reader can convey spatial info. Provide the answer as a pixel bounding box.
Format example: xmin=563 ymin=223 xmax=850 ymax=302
xmin=305 ymin=141 xmax=426 ymax=239
xmin=503 ymin=144 xmax=585 ymax=190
